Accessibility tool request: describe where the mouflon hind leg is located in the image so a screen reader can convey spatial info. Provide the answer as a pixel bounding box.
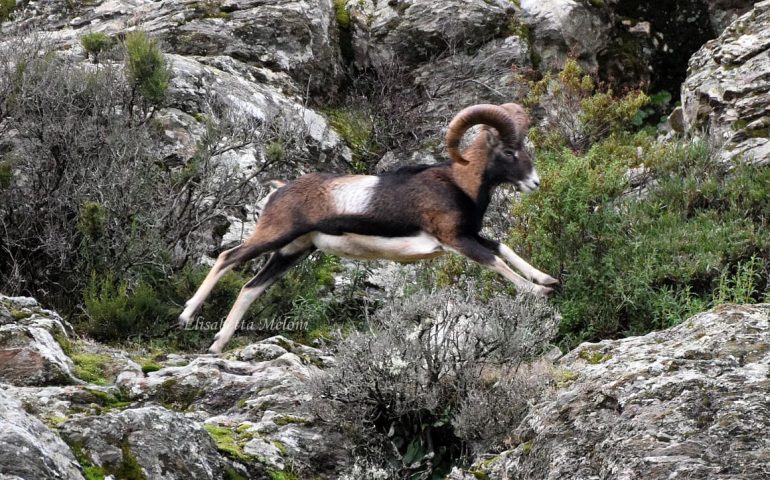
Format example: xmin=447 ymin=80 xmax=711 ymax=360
xmin=208 ymin=242 xmax=313 ymax=354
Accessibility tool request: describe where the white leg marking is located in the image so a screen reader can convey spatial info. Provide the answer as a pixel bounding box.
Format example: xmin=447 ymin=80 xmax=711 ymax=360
xmin=498 ymin=243 xmax=558 ymax=286
xmin=179 ymin=247 xmax=239 ymax=327
xmin=208 ymin=284 xmax=267 ymax=354
xmin=487 ymin=257 xmax=553 ymax=297
xmin=329 ymin=176 xmax=379 ymax=214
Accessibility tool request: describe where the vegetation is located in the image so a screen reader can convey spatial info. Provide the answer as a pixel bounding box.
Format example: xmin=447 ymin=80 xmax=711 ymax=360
xmin=322 ymin=106 xmax=376 ymax=172
xmin=204 ymin=424 xmax=253 ymax=462
xmin=123 ymin=31 xmax=170 ymax=108
xmin=80 ymin=32 xmax=112 ymax=63
xmin=314 ymin=289 xmax=558 ymax=477
xmin=0 ymin=0 xmax=15 ymax=23
xmin=509 ymin=62 xmax=770 ymax=350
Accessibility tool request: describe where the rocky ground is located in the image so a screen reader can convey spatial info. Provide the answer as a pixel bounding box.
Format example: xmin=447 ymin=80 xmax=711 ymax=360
xmin=3 ymin=298 xmax=769 ymax=479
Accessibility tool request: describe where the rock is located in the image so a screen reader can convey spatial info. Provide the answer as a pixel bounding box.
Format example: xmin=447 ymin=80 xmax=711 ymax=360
xmin=519 ymin=0 xmax=612 ymax=75
xmin=706 ymin=0 xmax=756 ymax=33
xmin=0 ymin=295 xmax=79 ymax=386
xmin=668 ymin=105 xmax=685 ymax=133
xmin=114 ymin=335 xmax=347 ymax=477
xmin=167 ymin=54 xmax=351 ymax=169
xmin=60 ymin=406 xmax=226 ymax=480
xmin=348 ymin=0 xmax=514 ymax=71
xmin=468 ymin=304 xmax=770 ymax=479
xmin=681 ymin=1 xmax=770 ymax=165
xmin=0 ymin=389 xmax=84 ymax=480
xmin=13 ymin=0 xmax=342 ymax=94
xmin=413 ymin=35 xmax=531 ymax=125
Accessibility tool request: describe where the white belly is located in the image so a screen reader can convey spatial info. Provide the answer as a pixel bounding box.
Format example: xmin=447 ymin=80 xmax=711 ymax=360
xmin=310 ymin=232 xmax=445 ymax=262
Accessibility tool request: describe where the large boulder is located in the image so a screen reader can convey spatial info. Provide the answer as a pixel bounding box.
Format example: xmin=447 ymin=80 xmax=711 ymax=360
xmin=348 ymin=0 xmax=515 ymax=71
xmin=117 ymin=335 xmax=348 ymax=478
xmin=518 ymin=0 xmax=612 ymax=75
xmin=681 ymin=1 xmax=770 ymax=164
xmin=455 ymin=304 xmax=770 ymax=479
xmin=0 ymin=296 xmax=79 ymax=386
xmin=0 ymin=388 xmax=84 ymax=480
xmin=60 ymin=406 xmax=228 ymax=480
xmin=13 ymin=0 xmax=343 ymax=94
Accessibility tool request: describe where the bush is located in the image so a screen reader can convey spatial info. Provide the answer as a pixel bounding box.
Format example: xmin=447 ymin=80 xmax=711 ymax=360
xmin=525 ymin=59 xmax=649 ymax=152
xmin=80 ymin=32 xmax=112 ymax=63
xmin=511 ymin=134 xmax=770 ymax=349
xmin=0 ymin=37 xmax=267 ymax=330
xmin=313 ymin=288 xmax=558 ymax=477
xmin=124 ymin=31 xmax=170 ymax=108
xmin=0 ymin=0 xmax=14 ymax=23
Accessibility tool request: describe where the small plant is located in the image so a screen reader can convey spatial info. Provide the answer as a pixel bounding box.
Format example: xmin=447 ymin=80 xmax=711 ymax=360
xmin=82 ymin=272 xmax=168 ymax=342
xmin=203 ymin=424 xmax=253 ymax=462
xmin=124 ymin=31 xmax=170 ymax=107
xmin=525 ymin=58 xmax=649 ymax=152
xmin=0 ymin=0 xmax=15 ymax=23
xmin=70 ymin=350 xmax=113 ymax=385
xmin=322 ymin=107 xmax=375 ymax=171
xmin=80 ymin=32 xmax=112 ymax=64
xmin=333 ymin=0 xmax=351 ymax=29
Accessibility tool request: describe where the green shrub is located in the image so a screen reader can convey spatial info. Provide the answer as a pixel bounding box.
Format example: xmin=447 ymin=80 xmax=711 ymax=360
xmin=80 ymin=32 xmax=112 ymax=63
xmin=322 ymin=107 xmax=375 ymax=172
xmin=0 ymin=39 xmax=259 ymax=320
xmin=0 ymin=0 xmax=15 ymax=23
xmin=124 ymin=31 xmax=170 ymax=106
xmin=512 ymin=136 xmax=770 ymax=349
xmin=82 ymin=272 xmax=169 ymax=342
xmin=525 ymin=59 xmax=649 ymax=152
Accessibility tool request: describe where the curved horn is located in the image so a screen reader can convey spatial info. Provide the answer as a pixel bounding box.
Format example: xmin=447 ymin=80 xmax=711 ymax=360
xmin=446 ymin=104 xmax=518 ymax=164
xmin=498 ymin=103 xmax=530 ymax=143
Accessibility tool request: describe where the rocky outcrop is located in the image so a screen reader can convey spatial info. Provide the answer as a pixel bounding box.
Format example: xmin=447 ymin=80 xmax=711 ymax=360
xmin=15 ymin=0 xmax=343 ymax=94
xmin=60 ymin=406 xmax=228 ymax=480
xmin=1 ymin=334 xmax=347 ymax=479
xmin=0 ymin=389 xmax=85 ymax=480
xmin=706 ymin=0 xmax=757 ymax=34
xmin=0 ymin=296 xmax=79 ymax=386
xmin=682 ymin=0 xmax=770 ymax=164
xmin=347 ymin=0 xmax=514 ymax=71
xmin=518 ymin=0 xmax=612 ymax=75
xmin=454 ymin=304 xmax=770 ymax=480
xmin=117 ymin=336 xmax=348 ymax=477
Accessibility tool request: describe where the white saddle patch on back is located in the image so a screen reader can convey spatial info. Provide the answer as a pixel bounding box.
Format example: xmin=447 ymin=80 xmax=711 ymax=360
xmin=329 ymin=176 xmax=379 ymax=215
xmin=311 ymin=231 xmax=445 ymax=262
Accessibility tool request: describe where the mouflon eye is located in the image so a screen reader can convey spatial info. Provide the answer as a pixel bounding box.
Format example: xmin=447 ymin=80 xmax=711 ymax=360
xmin=504 ymin=149 xmax=517 ymax=159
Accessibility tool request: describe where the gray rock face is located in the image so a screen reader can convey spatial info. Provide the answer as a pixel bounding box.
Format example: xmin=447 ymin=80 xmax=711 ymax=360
xmin=462 ymin=304 xmax=770 ymax=480
xmin=413 ymin=35 xmax=531 ymax=123
xmin=60 ymin=406 xmax=226 ymax=480
xmin=519 ymin=0 xmax=612 ymax=75
xmin=0 ymin=296 xmax=78 ymax=387
xmin=15 ymin=0 xmax=342 ymax=94
xmin=117 ymin=335 xmax=348 ymax=477
xmin=348 ymin=0 xmax=514 ymax=71
xmin=707 ymin=0 xmax=757 ymax=33
xmin=0 ymin=389 xmax=84 ymax=480
xmin=682 ymin=1 xmax=770 ymax=164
